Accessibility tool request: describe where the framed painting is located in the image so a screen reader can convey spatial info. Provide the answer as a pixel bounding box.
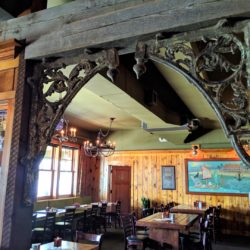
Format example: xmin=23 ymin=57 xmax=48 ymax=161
xmin=162 ymin=166 xmax=176 ymax=190
xmin=185 ymin=159 xmax=250 ymax=196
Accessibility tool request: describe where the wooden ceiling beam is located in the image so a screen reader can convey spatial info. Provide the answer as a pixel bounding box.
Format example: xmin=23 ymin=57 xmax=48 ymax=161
xmin=0 ymin=0 xmax=138 ymax=43
xmin=0 ymin=0 xmax=250 ymax=59
xmin=24 ymin=0 xmax=250 ymax=59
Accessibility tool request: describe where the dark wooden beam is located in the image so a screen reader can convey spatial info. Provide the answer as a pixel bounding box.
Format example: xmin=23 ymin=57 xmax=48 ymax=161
xmin=0 ymin=0 xmax=250 ymax=58
xmin=24 ymin=0 xmax=250 ymax=59
xmin=0 ymin=0 xmax=137 ymax=43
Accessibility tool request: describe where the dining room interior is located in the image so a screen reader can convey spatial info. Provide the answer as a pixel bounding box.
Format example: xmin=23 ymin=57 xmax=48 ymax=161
xmin=0 ymin=0 xmax=250 ymax=250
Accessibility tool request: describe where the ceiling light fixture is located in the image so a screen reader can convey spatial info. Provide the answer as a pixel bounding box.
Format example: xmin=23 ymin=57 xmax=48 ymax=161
xmin=84 ymin=118 xmax=116 ymax=157
xmin=54 ymin=117 xmax=77 ymax=143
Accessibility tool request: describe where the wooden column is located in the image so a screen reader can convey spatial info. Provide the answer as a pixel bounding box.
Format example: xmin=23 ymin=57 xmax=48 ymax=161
xmin=0 ymin=40 xmax=33 ymax=250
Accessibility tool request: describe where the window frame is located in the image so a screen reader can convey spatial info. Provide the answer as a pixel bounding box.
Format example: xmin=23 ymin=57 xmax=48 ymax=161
xmin=37 ymin=139 xmax=80 ymax=200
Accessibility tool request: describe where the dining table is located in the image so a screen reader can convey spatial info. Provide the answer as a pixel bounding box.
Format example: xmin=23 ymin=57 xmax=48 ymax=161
xmin=35 ymin=202 xmax=116 ymax=219
xmin=170 ymin=204 xmax=208 ymax=215
xmin=136 ymin=212 xmax=199 ymax=250
xmin=39 ymin=240 xmax=98 ymax=250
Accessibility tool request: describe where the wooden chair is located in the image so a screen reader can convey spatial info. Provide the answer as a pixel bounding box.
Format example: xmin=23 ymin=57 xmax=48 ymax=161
xmin=120 ymin=214 xmax=149 ymax=250
xmin=182 ymin=219 xmax=212 ymax=250
xmin=167 ymin=201 xmax=178 ymax=209
xmin=131 ymin=212 xmax=149 ymax=237
xmin=32 ymin=211 xmax=56 ymax=243
xmin=107 ymin=201 xmax=121 ymax=228
xmin=141 ymin=207 xmax=154 ymax=218
xmin=94 ymin=203 xmax=107 ymax=233
xmin=91 ymin=204 xmax=99 ymax=216
xmin=55 ymin=206 xmax=76 ymax=240
xmin=207 ymin=205 xmax=222 ymax=243
xmin=75 ymin=231 xmax=103 ymax=250
xmin=75 ymin=210 xmax=93 ymax=233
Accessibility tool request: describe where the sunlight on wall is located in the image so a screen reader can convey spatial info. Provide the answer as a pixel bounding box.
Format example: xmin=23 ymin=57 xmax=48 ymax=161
xmin=47 ymin=0 xmax=74 ymax=8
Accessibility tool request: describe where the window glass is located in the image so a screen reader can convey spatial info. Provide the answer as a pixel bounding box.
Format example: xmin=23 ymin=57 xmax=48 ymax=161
xmin=58 ymin=172 xmax=73 ymax=195
xmin=37 ymin=171 xmax=52 ymax=197
xmin=37 ymin=144 xmax=79 ymax=199
xmin=60 ymin=159 xmax=72 ymax=171
xmin=61 ymin=147 xmax=72 ymax=160
xmin=39 ymin=146 xmax=53 ymax=170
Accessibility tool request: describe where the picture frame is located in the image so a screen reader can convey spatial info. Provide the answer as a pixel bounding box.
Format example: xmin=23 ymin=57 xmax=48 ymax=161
xmin=185 ymin=158 xmax=250 ymax=196
xmin=162 ymin=166 xmax=176 ymax=190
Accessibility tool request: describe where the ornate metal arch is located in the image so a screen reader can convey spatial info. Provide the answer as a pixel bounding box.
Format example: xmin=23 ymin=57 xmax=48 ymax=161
xmin=23 ymin=49 xmax=119 ymax=205
xmin=133 ymin=34 xmax=250 ymax=166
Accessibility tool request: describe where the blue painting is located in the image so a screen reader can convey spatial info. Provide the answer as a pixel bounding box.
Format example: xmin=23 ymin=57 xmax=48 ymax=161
xmin=185 ymin=159 xmax=250 ymax=195
xmin=162 ymin=166 xmax=176 ymax=190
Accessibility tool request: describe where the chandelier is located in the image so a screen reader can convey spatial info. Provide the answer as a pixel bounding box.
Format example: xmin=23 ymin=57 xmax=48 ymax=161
xmin=54 ymin=117 xmax=77 ymax=143
xmin=84 ymin=118 xmax=116 ymax=157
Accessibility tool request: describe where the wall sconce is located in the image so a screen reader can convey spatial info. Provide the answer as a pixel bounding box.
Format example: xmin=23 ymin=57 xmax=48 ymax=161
xmin=192 ymin=144 xmax=200 ymax=155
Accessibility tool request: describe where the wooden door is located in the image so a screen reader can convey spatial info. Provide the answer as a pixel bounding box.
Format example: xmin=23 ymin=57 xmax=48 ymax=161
xmin=109 ymin=165 xmax=131 ymax=214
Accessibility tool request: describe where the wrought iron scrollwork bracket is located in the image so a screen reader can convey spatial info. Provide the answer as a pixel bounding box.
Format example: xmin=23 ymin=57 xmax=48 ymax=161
xmin=133 ymin=34 xmax=250 ymax=166
xmin=23 ymin=49 xmax=119 ymax=206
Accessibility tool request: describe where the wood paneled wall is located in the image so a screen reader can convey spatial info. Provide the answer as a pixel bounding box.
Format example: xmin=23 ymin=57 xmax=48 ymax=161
xmin=104 ymin=149 xmax=250 ymax=236
xmin=80 ymin=147 xmax=101 ymax=202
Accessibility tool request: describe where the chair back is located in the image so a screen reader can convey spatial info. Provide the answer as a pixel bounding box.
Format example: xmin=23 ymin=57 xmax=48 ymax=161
xmin=120 ymin=214 xmax=135 ymax=237
xmin=43 ymin=211 xmax=56 ymax=242
xmin=167 ymin=201 xmax=178 ymax=208
xmin=91 ymin=204 xmax=99 ymax=216
xmin=201 ymin=219 xmax=212 ymax=249
xmin=64 ymin=207 xmax=76 ymax=225
xmin=75 ymin=231 xmax=103 ymax=249
xmin=141 ymin=208 xmax=154 ymax=218
xmin=115 ymin=201 xmax=121 ymax=214
xmin=100 ymin=203 xmax=107 ymax=217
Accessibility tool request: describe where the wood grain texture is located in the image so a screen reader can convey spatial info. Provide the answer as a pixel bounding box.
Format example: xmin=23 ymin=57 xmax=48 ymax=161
xmin=106 ymin=149 xmax=250 ymax=236
xmin=137 ymin=212 xmax=198 ymax=249
xmin=0 ymin=0 xmax=144 ymax=43
xmin=19 ymin=0 xmax=250 ymax=58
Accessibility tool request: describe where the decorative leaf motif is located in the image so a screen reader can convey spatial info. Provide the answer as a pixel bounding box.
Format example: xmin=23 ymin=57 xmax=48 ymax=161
xmin=149 ymin=33 xmax=250 ymax=165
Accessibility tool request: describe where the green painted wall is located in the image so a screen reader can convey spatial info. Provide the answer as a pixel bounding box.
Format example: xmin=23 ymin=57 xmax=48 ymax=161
xmin=108 ymin=128 xmax=231 ymax=151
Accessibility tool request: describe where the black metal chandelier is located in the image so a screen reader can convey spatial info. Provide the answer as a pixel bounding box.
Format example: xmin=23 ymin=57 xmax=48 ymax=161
xmin=83 ymin=118 xmax=116 ymax=157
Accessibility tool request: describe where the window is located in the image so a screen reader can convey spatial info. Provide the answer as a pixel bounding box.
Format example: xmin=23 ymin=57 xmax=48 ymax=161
xmin=37 ymin=143 xmax=79 ymax=199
